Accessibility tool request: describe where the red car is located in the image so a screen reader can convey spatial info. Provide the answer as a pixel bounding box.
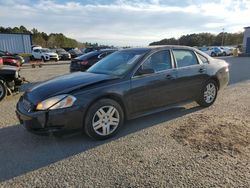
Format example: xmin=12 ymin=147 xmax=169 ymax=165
xmin=0 ymin=50 xmax=22 ymax=67
xmin=2 ymin=56 xmax=21 ymax=67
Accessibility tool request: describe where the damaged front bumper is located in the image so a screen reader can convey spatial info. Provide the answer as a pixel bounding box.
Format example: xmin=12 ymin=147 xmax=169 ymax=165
xmin=16 ymin=98 xmax=84 ymax=135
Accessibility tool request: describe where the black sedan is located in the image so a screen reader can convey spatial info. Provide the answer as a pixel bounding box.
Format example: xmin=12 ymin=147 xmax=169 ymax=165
xmin=16 ymin=46 xmax=229 ymax=140
xmin=51 ymin=48 xmax=71 ymax=60
xmin=70 ymin=49 xmax=117 ymax=72
xmin=68 ymin=49 xmax=83 ymax=59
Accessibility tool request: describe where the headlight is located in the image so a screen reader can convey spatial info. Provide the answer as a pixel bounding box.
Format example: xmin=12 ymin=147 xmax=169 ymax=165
xmin=36 ymin=94 xmax=76 ymax=111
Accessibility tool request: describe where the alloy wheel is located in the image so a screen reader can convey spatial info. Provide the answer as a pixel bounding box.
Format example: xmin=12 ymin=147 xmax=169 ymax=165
xmin=92 ymin=105 xmax=120 ymax=136
xmin=204 ymin=83 xmax=216 ymax=104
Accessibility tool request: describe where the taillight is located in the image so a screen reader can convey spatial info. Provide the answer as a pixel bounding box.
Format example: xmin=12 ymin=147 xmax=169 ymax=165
xmin=0 ymin=58 xmax=3 ymax=65
xmin=78 ymin=60 xmax=88 ymax=65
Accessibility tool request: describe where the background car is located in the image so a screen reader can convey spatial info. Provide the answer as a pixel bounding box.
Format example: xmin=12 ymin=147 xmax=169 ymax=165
xmin=220 ymin=47 xmax=234 ymax=56
xmin=199 ymin=47 xmax=216 ymax=57
xmin=70 ymin=49 xmax=117 ymax=72
xmin=0 ymin=64 xmax=23 ymax=101
xmin=17 ymin=46 xmax=229 ymax=140
xmin=210 ymin=47 xmax=224 ymax=56
xmin=199 ymin=47 xmax=223 ymax=57
xmin=51 ymin=48 xmax=71 ymax=60
xmin=0 ymin=50 xmax=23 ymax=66
xmin=1 ymin=57 xmax=21 ymax=67
xmin=32 ymin=48 xmax=59 ymax=62
xmin=68 ymin=48 xmax=83 ymax=58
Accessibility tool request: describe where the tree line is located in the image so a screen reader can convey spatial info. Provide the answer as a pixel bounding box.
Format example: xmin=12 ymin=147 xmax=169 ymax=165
xmin=149 ymin=32 xmax=243 ymax=47
xmin=0 ymin=25 xmax=85 ymax=48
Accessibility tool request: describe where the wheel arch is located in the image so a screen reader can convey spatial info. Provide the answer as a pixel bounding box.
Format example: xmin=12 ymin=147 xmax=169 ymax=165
xmin=85 ymin=93 xmax=128 ymax=120
xmin=209 ymin=76 xmax=220 ymax=90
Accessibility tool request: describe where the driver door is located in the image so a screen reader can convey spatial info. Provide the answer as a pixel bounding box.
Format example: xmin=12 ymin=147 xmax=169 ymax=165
xmin=127 ymin=50 xmax=178 ymax=117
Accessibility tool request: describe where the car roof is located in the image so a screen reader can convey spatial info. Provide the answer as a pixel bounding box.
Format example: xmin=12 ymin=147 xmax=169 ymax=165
xmin=122 ymin=45 xmax=197 ymax=52
xmin=122 ymin=45 xmax=213 ymax=60
xmin=75 ymin=49 xmax=116 ymax=60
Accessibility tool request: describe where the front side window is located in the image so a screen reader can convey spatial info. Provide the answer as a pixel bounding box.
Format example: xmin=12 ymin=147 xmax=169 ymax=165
xmin=41 ymin=48 xmax=51 ymax=53
xmin=197 ymin=53 xmax=209 ymax=64
xmin=173 ymin=50 xmax=198 ymax=68
xmin=141 ymin=50 xmax=172 ymax=72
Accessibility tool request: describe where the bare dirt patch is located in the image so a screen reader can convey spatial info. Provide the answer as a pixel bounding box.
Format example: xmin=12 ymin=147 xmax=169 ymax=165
xmin=172 ymin=113 xmax=250 ymax=157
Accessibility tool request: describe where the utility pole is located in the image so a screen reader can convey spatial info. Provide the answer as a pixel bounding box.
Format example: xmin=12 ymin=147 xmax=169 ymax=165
xmin=221 ymin=28 xmax=225 ymax=46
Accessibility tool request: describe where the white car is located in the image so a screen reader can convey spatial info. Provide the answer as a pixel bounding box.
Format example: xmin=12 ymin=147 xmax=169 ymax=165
xmin=199 ymin=47 xmax=217 ymax=57
xmin=32 ymin=48 xmax=59 ymax=62
xmin=220 ymin=47 xmax=233 ymax=56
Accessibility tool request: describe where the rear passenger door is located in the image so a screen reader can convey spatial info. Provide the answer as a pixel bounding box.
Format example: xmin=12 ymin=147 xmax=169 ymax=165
xmin=172 ymin=49 xmax=209 ymax=100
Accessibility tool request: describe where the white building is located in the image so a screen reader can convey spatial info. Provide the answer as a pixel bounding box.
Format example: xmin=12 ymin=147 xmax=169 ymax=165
xmin=0 ymin=33 xmax=32 ymax=54
xmin=243 ymin=26 xmax=250 ymax=54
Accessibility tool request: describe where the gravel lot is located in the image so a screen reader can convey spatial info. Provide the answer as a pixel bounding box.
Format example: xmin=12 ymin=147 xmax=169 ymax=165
xmin=0 ymin=58 xmax=250 ymax=187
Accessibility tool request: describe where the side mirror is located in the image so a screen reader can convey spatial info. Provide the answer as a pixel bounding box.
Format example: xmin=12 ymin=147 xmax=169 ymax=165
xmin=137 ymin=68 xmax=154 ymax=76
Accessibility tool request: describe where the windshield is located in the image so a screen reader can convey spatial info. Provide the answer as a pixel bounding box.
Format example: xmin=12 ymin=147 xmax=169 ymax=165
xmin=41 ymin=48 xmax=52 ymax=53
xmin=87 ymin=50 xmax=148 ymax=76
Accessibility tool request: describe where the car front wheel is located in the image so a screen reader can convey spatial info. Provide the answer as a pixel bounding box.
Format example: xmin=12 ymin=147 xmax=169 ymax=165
xmin=196 ymin=80 xmax=218 ymax=107
xmin=84 ymin=99 xmax=124 ymax=140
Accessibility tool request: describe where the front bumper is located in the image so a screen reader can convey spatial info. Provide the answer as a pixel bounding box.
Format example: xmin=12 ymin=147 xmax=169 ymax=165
xmin=16 ymin=101 xmax=84 ymax=134
xmin=59 ymin=55 xmax=71 ymax=60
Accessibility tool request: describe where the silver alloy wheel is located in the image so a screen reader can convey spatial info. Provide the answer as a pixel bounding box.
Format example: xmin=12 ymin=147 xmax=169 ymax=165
xmin=92 ymin=105 xmax=120 ymax=136
xmin=204 ymin=83 xmax=216 ymax=104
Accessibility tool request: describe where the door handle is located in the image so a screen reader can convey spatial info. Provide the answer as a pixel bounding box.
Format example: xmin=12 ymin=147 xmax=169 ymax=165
xmin=199 ymin=68 xmax=205 ymax=73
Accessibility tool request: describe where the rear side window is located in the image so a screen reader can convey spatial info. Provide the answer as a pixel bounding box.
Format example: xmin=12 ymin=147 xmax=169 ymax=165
xmin=173 ymin=50 xmax=198 ymax=68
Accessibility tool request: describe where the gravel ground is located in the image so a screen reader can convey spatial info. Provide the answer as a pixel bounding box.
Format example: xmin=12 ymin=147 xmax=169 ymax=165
xmin=0 ymin=59 xmax=250 ymax=187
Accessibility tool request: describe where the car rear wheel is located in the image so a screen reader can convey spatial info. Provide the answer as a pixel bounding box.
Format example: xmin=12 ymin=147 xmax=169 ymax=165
xmin=196 ymin=80 xmax=218 ymax=107
xmin=0 ymin=81 xmax=7 ymax=102
xmin=84 ymin=99 xmax=124 ymax=140
xmin=211 ymin=52 xmax=216 ymax=57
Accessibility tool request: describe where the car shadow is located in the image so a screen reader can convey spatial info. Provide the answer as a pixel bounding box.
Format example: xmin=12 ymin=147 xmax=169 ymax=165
xmin=0 ymin=104 xmax=202 ymax=182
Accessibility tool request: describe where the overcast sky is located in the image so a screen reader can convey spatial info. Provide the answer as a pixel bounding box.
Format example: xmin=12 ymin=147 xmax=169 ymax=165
xmin=0 ymin=0 xmax=249 ymax=46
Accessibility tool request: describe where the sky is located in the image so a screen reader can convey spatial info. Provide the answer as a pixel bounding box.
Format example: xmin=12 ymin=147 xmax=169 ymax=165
xmin=0 ymin=0 xmax=249 ymax=46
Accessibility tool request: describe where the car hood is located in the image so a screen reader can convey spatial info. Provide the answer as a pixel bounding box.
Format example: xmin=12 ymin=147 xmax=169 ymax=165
xmin=45 ymin=52 xmax=57 ymax=56
xmin=25 ymin=72 xmax=117 ymax=104
xmin=58 ymin=52 xmax=69 ymax=55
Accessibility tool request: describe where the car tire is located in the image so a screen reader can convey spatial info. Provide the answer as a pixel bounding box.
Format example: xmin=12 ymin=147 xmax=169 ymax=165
xmin=223 ymin=52 xmax=226 ymax=56
xmin=41 ymin=56 xmax=46 ymax=62
xmin=211 ymin=52 xmax=216 ymax=57
xmin=0 ymin=81 xmax=7 ymax=102
xmin=84 ymin=99 xmax=124 ymax=140
xmin=196 ymin=80 xmax=218 ymax=107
